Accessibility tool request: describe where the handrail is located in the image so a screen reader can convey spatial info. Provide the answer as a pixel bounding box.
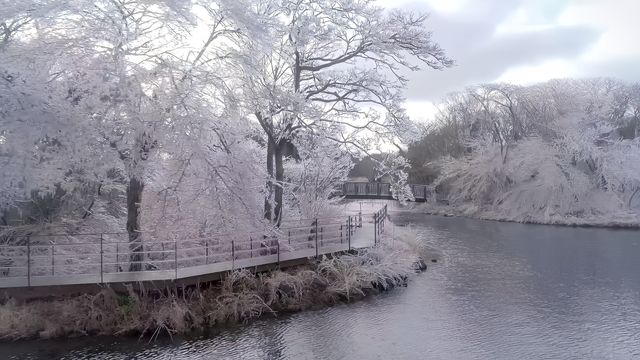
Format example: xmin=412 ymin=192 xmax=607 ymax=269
xmin=340 ymin=182 xmax=434 ymax=201
xmin=12 ymin=217 xmax=374 ymax=240
xmin=0 ymin=206 xmax=389 ymax=288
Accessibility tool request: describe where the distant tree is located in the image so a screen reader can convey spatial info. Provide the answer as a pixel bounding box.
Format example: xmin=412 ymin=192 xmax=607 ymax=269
xmin=349 ymin=156 xmax=379 ymax=182
xmin=427 ymin=78 xmax=640 ymax=222
xmin=286 ymin=136 xmax=352 ymax=219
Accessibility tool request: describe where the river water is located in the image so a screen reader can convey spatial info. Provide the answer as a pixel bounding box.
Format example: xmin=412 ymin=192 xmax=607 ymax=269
xmin=3 ymin=212 xmax=640 ymax=359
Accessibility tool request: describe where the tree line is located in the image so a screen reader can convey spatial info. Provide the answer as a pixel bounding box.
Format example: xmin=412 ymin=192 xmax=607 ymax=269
xmin=406 ymin=78 xmax=640 ymax=222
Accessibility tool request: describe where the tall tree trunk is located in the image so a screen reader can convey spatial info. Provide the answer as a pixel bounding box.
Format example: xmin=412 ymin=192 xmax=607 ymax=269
xmin=264 ymin=139 xmax=274 ymax=221
xmin=274 ymin=142 xmax=285 ymax=227
xmin=127 ymin=177 xmax=144 ymax=272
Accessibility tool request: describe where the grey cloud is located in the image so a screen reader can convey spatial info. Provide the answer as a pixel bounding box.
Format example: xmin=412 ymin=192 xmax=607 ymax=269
xmin=392 ymin=0 xmax=602 ymax=101
xmin=579 ymin=58 xmax=640 ymax=82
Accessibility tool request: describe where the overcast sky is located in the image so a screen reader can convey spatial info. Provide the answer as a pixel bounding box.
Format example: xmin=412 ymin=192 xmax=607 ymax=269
xmin=378 ymin=0 xmax=640 ymax=121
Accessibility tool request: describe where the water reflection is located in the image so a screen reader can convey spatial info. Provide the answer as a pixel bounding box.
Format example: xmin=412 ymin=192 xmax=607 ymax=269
xmin=3 ymin=212 xmax=640 ymax=359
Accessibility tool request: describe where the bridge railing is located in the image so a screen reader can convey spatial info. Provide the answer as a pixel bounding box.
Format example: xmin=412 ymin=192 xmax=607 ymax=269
xmin=340 ymin=182 xmax=434 ymax=201
xmin=0 ymin=209 xmax=385 ymax=288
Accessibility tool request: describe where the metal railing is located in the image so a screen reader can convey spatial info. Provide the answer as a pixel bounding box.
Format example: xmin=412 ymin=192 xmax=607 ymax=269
xmin=340 ymin=182 xmax=434 ymax=201
xmin=0 ymin=207 xmax=386 ymax=288
xmin=373 ymin=204 xmax=387 ymax=246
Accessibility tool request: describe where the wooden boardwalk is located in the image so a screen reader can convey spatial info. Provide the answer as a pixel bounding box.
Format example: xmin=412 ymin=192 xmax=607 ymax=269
xmin=0 ymin=206 xmax=387 ymax=291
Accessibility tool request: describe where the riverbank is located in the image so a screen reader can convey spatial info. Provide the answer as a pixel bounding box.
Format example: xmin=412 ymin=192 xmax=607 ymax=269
xmin=417 ymin=203 xmax=640 ymax=229
xmin=0 ymin=226 xmax=425 ymax=341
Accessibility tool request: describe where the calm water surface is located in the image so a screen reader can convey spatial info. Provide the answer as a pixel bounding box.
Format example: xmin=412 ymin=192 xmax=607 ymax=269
xmin=3 ymin=212 xmax=640 ymax=359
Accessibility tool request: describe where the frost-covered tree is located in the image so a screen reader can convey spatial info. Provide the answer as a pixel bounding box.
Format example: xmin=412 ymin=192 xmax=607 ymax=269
xmin=0 ymin=58 xmax=103 ymax=225
xmin=38 ymin=0 xmax=200 ymax=269
xmin=0 ymin=1 xmax=122 ymax=229
xmin=238 ymin=0 xmax=452 ymax=224
xmin=285 ymin=136 xmax=352 ymax=220
xmin=0 ymin=0 xmax=256 ymax=267
xmin=430 ymin=78 xmax=640 ymax=225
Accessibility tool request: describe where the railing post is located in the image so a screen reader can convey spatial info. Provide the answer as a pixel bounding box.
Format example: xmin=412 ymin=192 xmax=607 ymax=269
xmin=320 ymin=226 xmax=323 ymax=247
xmin=100 ymin=234 xmax=104 ymax=284
xmin=288 ymin=230 xmax=291 ymax=245
xmin=385 ymin=205 xmax=388 ymax=230
xmin=174 ymin=240 xmax=178 ymax=279
xmin=381 ymin=205 xmax=386 ymax=234
xmin=277 ymin=241 xmax=280 ymax=267
xmin=374 ymin=213 xmax=378 ymax=246
xmin=231 ymin=240 xmax=235 ymax=270
xmin=206 ymin=240 xmax=209 ymax=264
xmin=340 ymin=224 xmax=343 ymax=244
xmin=116 ymin=242 xmax=120 ymax=272
xmin=315 ymin=219 xmax=319 ymax=259
xmin=348 ymin=216 xmax=351 ymax=251
xmin=27 ymin=235 xmax=31 ymax=287
xmin=51 ymin=244 xmax=55 ymax=276
xmin=380 ymin=211 xmax=383 ymax=241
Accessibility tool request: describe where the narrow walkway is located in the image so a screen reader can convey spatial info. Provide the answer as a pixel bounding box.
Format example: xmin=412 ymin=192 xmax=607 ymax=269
xmin=0 ymin=206 xmax=388 ymax=291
